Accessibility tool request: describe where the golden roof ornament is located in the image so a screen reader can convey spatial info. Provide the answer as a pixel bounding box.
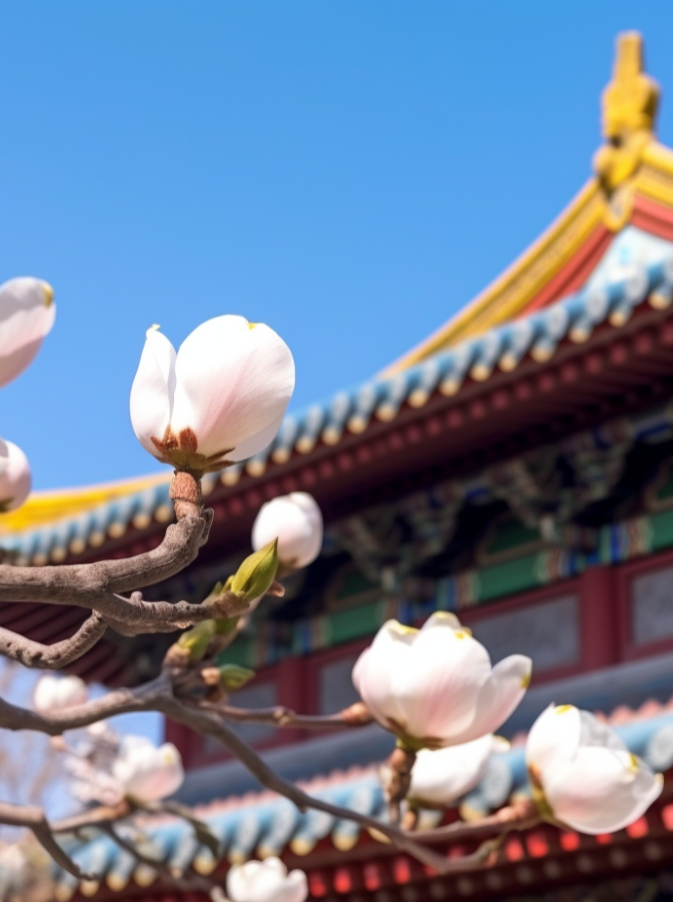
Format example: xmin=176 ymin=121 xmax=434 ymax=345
xmin=594 ymin=32 xmax=660 ymax=196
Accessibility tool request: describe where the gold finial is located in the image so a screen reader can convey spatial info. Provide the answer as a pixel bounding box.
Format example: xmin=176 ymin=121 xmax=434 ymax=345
xmin=594 ymin=32 xmax=660 ymax=197
xmin=602 ymin=32 xmax=659 ymax=141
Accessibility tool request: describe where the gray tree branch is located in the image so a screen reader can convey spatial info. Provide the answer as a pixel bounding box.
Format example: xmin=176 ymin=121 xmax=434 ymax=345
xmin=0 ymin=800 xmax=94 ymax=881
xmin=0 ymin=613 xmax=107 ymax=668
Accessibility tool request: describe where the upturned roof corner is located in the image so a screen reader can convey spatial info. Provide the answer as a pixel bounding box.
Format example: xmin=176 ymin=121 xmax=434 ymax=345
xmin=385 ymin=31 xmax=673 ymax=375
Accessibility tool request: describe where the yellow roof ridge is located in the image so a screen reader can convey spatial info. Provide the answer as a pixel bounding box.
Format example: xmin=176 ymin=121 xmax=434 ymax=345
xmin=383 ymin=31 xmax=669 ymax=376
xmin=0 ymin=471 xmax=169 ymax=537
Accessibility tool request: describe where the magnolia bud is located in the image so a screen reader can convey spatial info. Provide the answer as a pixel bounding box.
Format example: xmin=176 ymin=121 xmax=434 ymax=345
xmin=252 ymin=492 xmax=323 ymax=569
xmin=230 ymin=540 xmax=279 ymax=604
xmin=218 ymin=664 xmax=256 ymax=691
xmin=227 ymin=858 xmax=308 ymax=903
xmin=130 ymin=317 xmax=295 ymax=473
xmin=33 ymin=674 xmax=87 ymax=714
xmin=174 ymin=620 xmax=217 ymax=664
xmin=0 ymin=278 xmax=56 ymax=389
xmin=0 ymin=438 xmax=32 ymax=512
xmin=112 ymin=737 xmax=184 ymax=803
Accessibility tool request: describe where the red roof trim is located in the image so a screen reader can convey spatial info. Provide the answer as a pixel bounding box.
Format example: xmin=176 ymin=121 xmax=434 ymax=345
xmin=632 ymin=193 xmax=673 ymax=241
xmin=519 ymin=223 xmax=613 ymax=316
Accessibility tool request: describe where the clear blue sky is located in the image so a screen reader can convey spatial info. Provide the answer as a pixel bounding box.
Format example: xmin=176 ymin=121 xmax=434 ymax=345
xmin=1 ymin=1 xmax=673 ymax=489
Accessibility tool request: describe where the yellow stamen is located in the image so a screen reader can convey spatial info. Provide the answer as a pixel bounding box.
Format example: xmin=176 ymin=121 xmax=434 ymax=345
xmin=248 ymin=321 xmax=258 ymax=329
xmin=555 ymin=704 xmax=574 ymax=715
xmin=41 ymin=282 xmax=54 ymax=307
xmin=388 ymin=621 xmax=418 ymax=636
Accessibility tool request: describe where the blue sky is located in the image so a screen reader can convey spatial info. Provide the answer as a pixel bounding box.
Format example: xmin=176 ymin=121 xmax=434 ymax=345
xmin=1 ymin=1 xmax=673 ymax=489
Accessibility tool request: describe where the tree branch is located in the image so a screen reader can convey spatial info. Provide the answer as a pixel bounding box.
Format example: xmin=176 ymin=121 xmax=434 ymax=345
xmin=0 ymin=676 xmax=169 ymax=734
xmin=408 ymin=800 xmax=541 ymax=845
xmin=0 ymin=613 xmax=107 ymax=668
xmin=102 ymin=824 xmax=224 ymax=899
xmin=0 ymin=671 xmax=536 ymax=881
xmin=50 ymin=801 xmax=131 ymax=835
xmin=0 ymin=801 xmax=94 ymax=881
xmin=200 ymin=700 xmax=374 ymax=731
xmin=160 ymin=697 xmax=453 ymax=874
xmin=0 ymin=511 xmax=211 ymax=604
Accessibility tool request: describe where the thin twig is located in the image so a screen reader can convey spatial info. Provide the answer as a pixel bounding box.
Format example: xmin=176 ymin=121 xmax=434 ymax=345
xmin=50 ymin=801 xmax=132 ymax=834
xmin=199 ymin=700 xmax=374 ymax=731
xmin=409 ymin=800 xmax=541 ymax=845
xmin=0 ymin=675 xmax=170 ymax=735
xmin=102 ymin=823 xmax=224 ymax=898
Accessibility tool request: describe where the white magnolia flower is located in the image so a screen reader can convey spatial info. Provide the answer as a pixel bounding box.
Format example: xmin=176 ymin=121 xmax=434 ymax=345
xmin=112 ymin=736 xmax=184 ymax=803
xmin=0 ymin=278 xmax=55 ymax=388
xmin=526 ymin=704 xmax=663 ymax=834
xmin=130 ymin=317 xmax=294 ymax=472
xmin=252 ymin=492 xmax=323 ymax=569
xmin=33 ymin=675 xmax=87 ymax=714
xmin=352 ymin=612 xmax=531 ymax=749
xmin=407 ymin=734 xmax=508 ymax=807
xmin=0 ymin=438 xmax=31 ymax=512
xmin=227 ymin=857 xmax=308 ymax=903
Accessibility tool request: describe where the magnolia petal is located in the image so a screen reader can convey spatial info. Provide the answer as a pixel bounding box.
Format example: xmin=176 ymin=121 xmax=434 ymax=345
xmin=577 ymin=709 xmax=627 ymax=752
xmin=252 ymin=492 xmax=323 ymax=568
xmin=229 ymin=411 xmax=286 ymax=463
xmin=129 ymin=327 xmax=177 ymax=458
xmin=171 ymin=316 xmax=295 ymax=458
xmin=33 ymin=675 xmax=87 ymax=714
xmin=448 ymin=654 xmax=532 ymax=746
xmin=227 ymin=858 xmax=308 ymax=902
xmin=0 ymin=439 xmax=31 ymax=511
xmin=393 ymin=620 xmax=492 ymax=741
xmin=283 ymin=870 xmax=309 ymax=902
xmin=408 ymin=734 xmax=495 ymax=806
xmin=0 ymin=278 xmax=56 ymax=388
xmin=352 ymin=621 xmax=416 ymax=731
xmin=544 ymin=747 xmax=663 ymax=834
xmin=526 ymin=704 xmax=583 ymax=773
xmin=112 ymin=738 xmax=184 ymax=802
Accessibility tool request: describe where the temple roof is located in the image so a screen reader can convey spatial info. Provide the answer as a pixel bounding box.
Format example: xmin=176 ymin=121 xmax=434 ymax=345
xmin=50 ymin=697 xmax=673 ymax=901
xmin=384 ymin=32 xmax=673 ymax=372
xmin=4 ymin=31 xmax=673 ymax=561
xmin=3 ymin=223 xmax=673 ymax=566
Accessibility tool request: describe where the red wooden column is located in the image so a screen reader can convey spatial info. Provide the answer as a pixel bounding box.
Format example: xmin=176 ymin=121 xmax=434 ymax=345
xmin=579 ymin=564 xmax=620 ymax=671
xmin=277 ymin=654 xmax=309 ymax=745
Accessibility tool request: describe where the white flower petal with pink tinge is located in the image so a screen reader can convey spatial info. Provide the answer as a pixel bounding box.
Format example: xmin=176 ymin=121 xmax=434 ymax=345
xmin=171 ymin=316 xmax=295 ymax=458
xmin=0 ymin=438 xmax=31 ymax=511
xmin=112 ymin=736 xmax=184 ymax=803
xmin=33 ymin=675 xmax=87 ymax=714
xmin=0 ymin=278 xmax=55 ymax=388
xmin=130 ymin=316 xmax=294 ymax=466
xmin=526 ymin=705 xmax=663 ymax=834
xmin=129 ymin=327 xmax=176 ymax=458
xmin=252 ymin=493 xmax=323 ymax=568
xmin=408 ymin=734 xmax=506 ymax=807
xmin=352 ymin=612 xmax=531 ymax=747
xmin=227 ymin=857 xmax=308 ymax=902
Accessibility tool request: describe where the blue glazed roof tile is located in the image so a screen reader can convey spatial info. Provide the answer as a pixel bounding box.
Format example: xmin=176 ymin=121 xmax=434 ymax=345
xmin=3 ymin=227 xmax=673 ymax=564
xmin=50 ymin=704 xmax=673 ymax=899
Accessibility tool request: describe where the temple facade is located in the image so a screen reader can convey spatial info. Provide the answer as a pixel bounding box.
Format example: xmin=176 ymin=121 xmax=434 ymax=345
xmin=4 ymin=30 xmax=673 ymax=902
